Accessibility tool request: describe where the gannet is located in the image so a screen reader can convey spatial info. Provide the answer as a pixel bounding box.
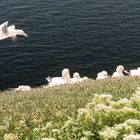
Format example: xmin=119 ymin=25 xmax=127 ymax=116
xmin=96 ymin=71 xmax=108 ymax=80
xmin=0 ymin=21 xmax=28 ymax=41
xmin=112 ymin=65 xmax=125 ymax=77
xmin=15 ymin=85 xmax=31 ymax=91
xmin=46 ymin=68 xmax=70 ymax=87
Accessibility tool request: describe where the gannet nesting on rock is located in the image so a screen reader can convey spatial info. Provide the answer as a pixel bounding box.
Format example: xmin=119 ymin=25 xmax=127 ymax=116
xmin=15 ymin=85 xmax=31 ymax=91
xmin=0 ymin=21 xmax=28 ymax=41
xmin=112 ymin=65 xmax=125 ymax=77
xmin=46 ymin=68 xmax=70 ymax=87
xmin=96 ymin=71 xmax=108 ymax=80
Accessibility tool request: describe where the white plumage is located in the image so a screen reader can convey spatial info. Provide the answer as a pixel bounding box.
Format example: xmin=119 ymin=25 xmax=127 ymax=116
xmin=96 ymin=71 xmax=108 ymax=80
xmin=0 ymin=21 xmax=28 ymax=41
xmin=46 ymin=68 xmax=70 ymax=87
xmin=70 ymin=72 xmax=81 ymax=84
xmin=70 ymin=72 xmax=89 ymax=84
xmin=112 ymin=65 xmax=124 ymax=77
xmin=130 ymin=67 xmax=140 ymax=76
xmin=15 ymin=85 xmax=31 ymax=91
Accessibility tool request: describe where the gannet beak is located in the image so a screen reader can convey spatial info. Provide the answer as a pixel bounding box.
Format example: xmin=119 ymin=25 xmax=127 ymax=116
xmin=23 ymin=32 xmax=28 ymax=37
xmin=19 ymin=30 xmax=28 ymax=37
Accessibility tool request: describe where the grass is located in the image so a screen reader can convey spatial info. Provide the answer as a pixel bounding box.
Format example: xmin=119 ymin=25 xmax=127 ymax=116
xmin=0 ymin=76 xmax=140 ymax=139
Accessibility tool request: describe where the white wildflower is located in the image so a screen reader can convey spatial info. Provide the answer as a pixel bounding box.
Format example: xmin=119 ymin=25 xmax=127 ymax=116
xmin=118 ymin=122 xmax=134 ymax=133
xmin=45 ymin=121 xmax=53 ymax=129
xmin=118 ymin=98 xmax=131 ymax=104
xmin=99 ymin=127 xmax=119 ymax=139
xmin=130 ymin=90 xmax=140 ymax=105
xmin=114 ymin=123 xmax=124 ymax=131
xmin=120 ymin=107 xmax=137 ymax=113
xmin=77 ymin=108 xmax=94 ymax=123
xmin=94 ymin=104 xmax=107 ymax=111
xmin=130 ymin=96 xmax=140 ymax=105
xmin=33 ymin=127 xmax=40 ymax=133
xmin=52 ymin=129 xmax=60 ymax=134
xmin=123 ymin=134 xmax=140 ymax=140
xmin=93 ymin=94 xmax=113 ymax=102
xmin=80 ymin=136 xmax=89 ymax=140
xmin=130 ymin=88 xmax=140 ymax=100
xmin=32 ymin=118 xmax=42 ymax=125
xmin=121 ymin=123 xmax=133 ymax=133
xmin=92 ymin=94 xmax=113 ymax=106
xmin=78 ymin=108 xmax=89 ymax=116
xmin=114 ymin=121 xmax=134 ymax=132
xmin=4 ymin=133 xmax=18 ymax=140
xmin=41 ymin=138 xmax=56 ymax=140
xmin=86 ymin=102 xmax=95 ymax=109
xmin=62 ymin=117 xmax=74 ymax=129
xmin=41 ymin=126 xmax=46 ymax=131
xmin=94 ymin=104 xmax=114 ymax=113
xmin=110 ymin=98 xmax=131 ymax=109
xmin=19 ymin=120 xmax=26 ymax=127
xmin=83 ymin=131 xmax=94 ymax=136
xmin=125 ymin=119 xmax=140 ymax=129
xmin=100 ymin=94 xmax=113 ymax=100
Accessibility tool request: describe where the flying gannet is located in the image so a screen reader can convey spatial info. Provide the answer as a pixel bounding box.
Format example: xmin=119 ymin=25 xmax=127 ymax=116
xmin=0 ymin=21 xmax=28 ymax=41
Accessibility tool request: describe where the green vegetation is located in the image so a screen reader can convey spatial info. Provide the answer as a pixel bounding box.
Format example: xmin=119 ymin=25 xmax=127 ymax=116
xmin=0 ymin=77 xmax=140 ymax=140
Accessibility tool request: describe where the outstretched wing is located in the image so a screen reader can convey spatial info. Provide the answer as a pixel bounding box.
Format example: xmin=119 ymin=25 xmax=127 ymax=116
xmin=7 ymin=25 xmax=16 ymax=30
xmin=1 ymin=21 xmax=8 ymax=34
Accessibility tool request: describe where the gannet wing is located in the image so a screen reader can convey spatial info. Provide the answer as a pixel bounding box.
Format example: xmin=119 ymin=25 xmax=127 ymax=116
xmin=0 ymin=21 xmax=8 ymax=29
xmin=7 ymin=25 xmax=16 ymax=30
xmin=1 ymin=21 xmax=8 ymax=34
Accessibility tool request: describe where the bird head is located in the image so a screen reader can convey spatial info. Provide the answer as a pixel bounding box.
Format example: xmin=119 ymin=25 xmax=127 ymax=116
xmin=16 ymin=29 xmax=28 ymax=37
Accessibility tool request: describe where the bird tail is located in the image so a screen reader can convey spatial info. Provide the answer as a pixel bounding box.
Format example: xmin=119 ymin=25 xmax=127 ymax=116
xmin=46 ymin=76 xmax=52 ymax=83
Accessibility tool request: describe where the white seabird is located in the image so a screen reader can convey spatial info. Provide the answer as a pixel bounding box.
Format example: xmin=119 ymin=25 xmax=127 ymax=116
xmin=96 ymin=71 xmax=108 ymax=80
xmin=70 ymin=72 xmax=81 ymax=84
xmin=15 ymin=85 xmax=31 ymax=91
xmin=0 ymin=21 xmax=28 ymax=41
xmin=70 ymin=72 xmax=89 ymax=84
xmin=130 ymin=67 xmax=140 ymax=76
xmin=112 ymin=65 xmax=125 ymax=77
xmin=46 ymin=68 xmax=71 ymax=87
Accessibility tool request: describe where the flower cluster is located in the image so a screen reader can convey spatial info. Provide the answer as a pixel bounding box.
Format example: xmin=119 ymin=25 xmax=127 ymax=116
xmin=99 ymin=119 xmax=140 ymax=139
xmin=57 ymin=89 xmax=140 ymax=139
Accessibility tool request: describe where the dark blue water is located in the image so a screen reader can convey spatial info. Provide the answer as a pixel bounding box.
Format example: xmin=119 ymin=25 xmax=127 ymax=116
xmin=0 ymin=0 xmax=140 ymax=89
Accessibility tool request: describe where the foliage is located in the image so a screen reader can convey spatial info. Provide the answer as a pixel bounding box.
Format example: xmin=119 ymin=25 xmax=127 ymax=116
xmin=0 ymin=77 xmax=140 ymax=140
